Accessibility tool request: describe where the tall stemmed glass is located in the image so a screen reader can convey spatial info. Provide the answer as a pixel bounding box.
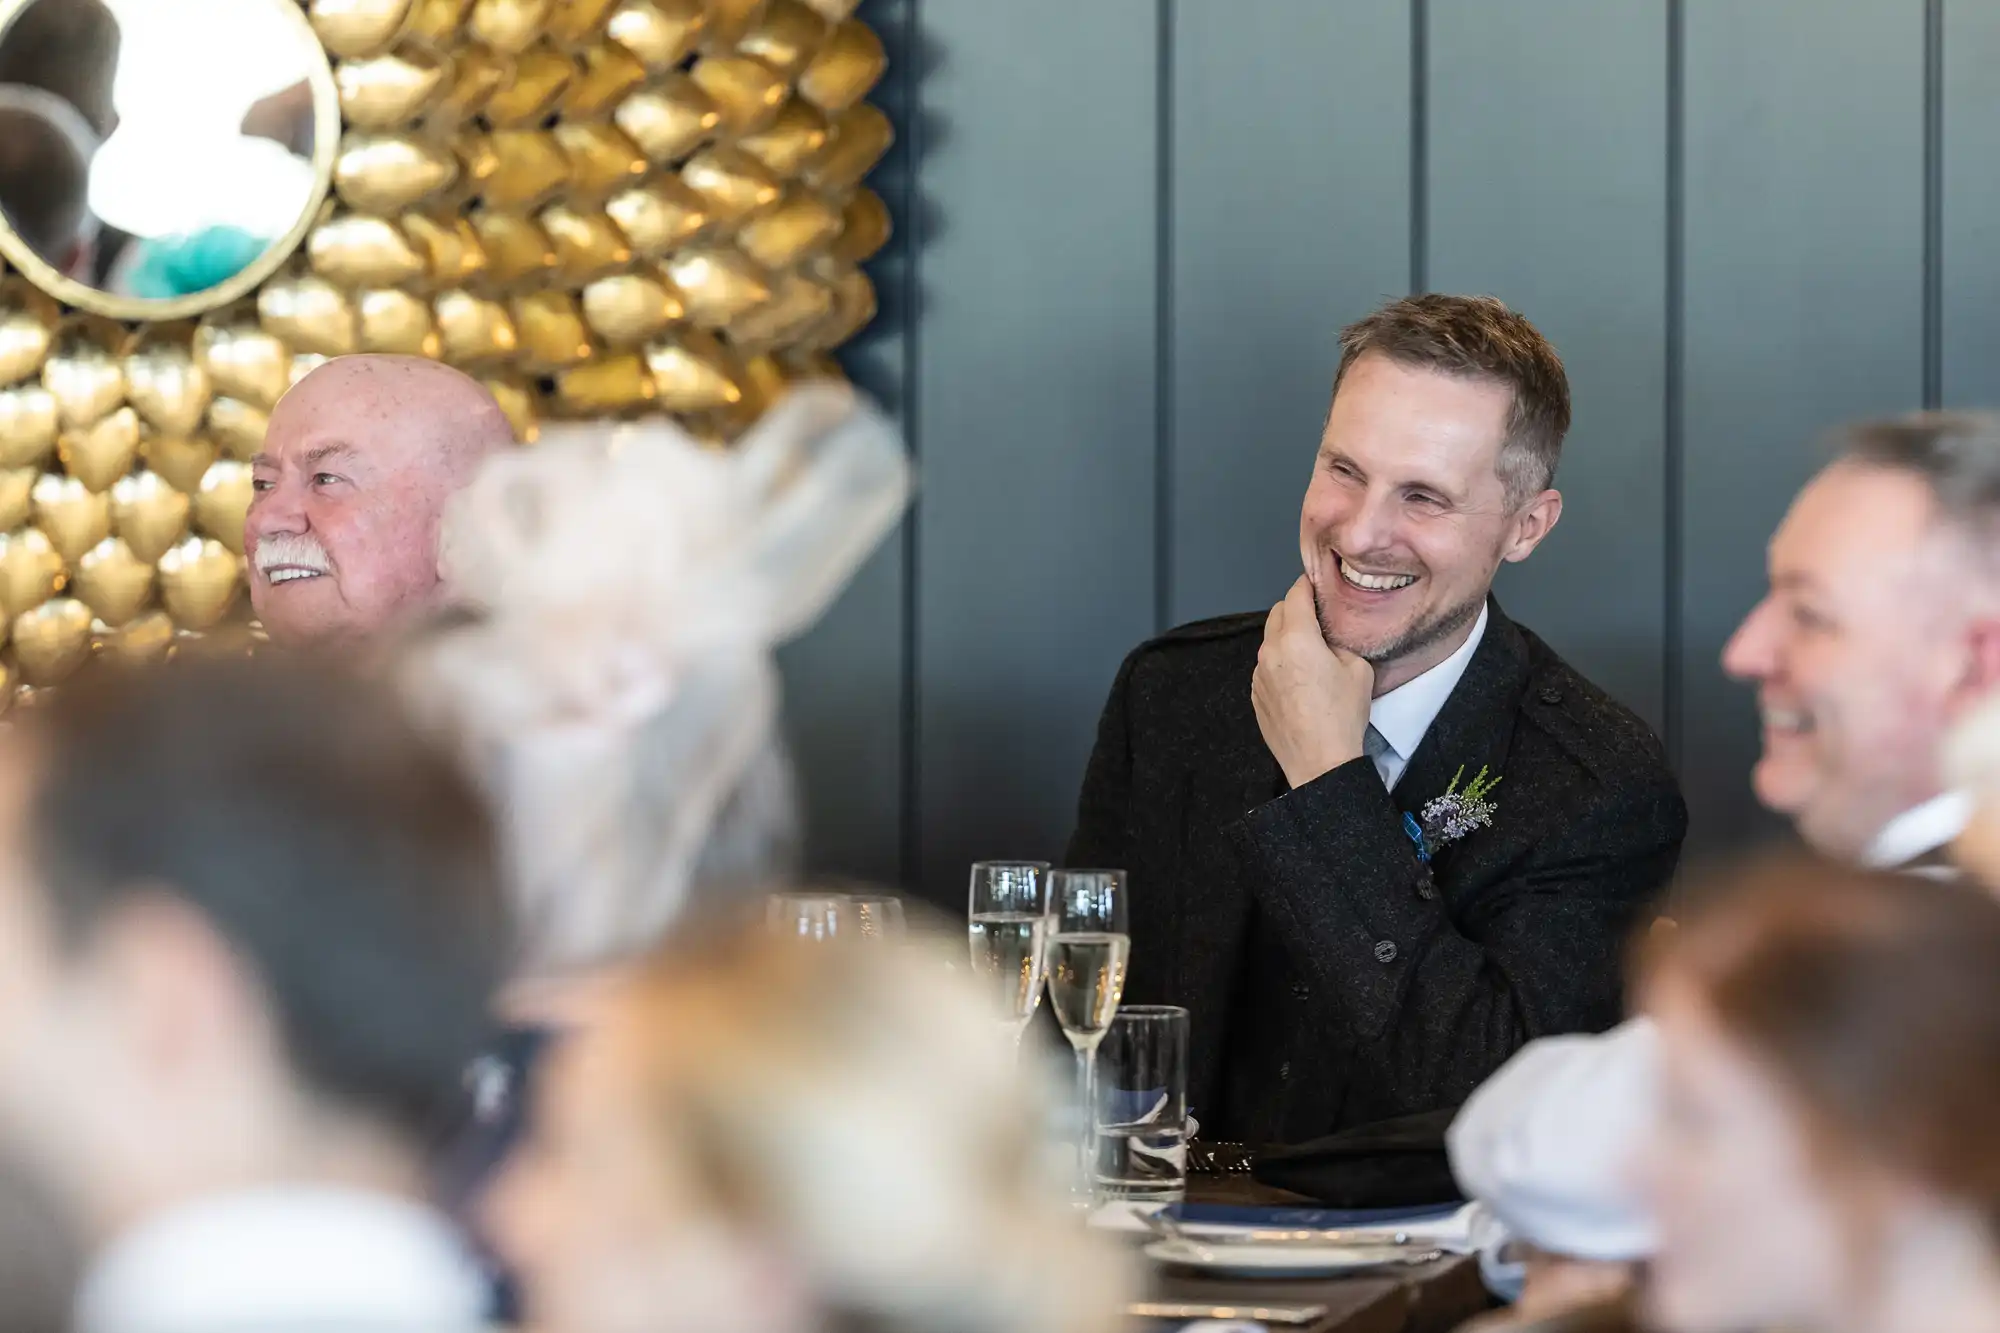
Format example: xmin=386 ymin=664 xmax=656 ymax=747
xmin=1045 ymin=868 xmax=1129 ymax=1199
xmin=966 ymin=861 xmax=1051 ymax=1049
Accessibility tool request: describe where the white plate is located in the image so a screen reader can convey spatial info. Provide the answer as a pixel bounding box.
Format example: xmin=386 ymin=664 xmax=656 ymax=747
xmin=1142 ymin=1238 xmax=1438 ymax=1279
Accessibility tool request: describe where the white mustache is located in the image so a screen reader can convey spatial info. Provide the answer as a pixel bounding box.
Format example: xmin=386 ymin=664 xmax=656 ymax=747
xmin=254 ymin=534 xmax=332 ymax=574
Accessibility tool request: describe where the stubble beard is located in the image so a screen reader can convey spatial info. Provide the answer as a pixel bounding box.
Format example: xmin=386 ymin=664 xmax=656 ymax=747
xmin=1312 ymin=583 xmax=1486 ymax=669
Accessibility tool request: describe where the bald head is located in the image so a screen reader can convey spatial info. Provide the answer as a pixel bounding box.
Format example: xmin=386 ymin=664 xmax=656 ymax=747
xmin=245 ymin=355 xmax=513 ymax=645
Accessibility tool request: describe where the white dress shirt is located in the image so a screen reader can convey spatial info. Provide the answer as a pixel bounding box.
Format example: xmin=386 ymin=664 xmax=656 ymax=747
xmin=1860 ymin=790 xmax=1972 ymax=872
xmin=1446 ymin=793 xmax=1968 ymax=1292
xmin=1368 ymin=604 xmax=1488 ymax=790
xmin=75 ymin=1186 xmax=489 ymax=1333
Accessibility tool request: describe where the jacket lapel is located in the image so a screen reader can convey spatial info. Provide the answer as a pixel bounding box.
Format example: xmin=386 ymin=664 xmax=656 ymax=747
xmin=1393 ymin=600 xmax=1530 ymax=836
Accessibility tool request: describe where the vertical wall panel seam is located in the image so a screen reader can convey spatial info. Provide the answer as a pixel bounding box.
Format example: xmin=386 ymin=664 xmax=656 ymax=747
xmin=1925 ymin=0 xmax=1944 ymax=409
xmin=1410 ymin=0 xmax=1428 ymax=292
xmin=1663 ymin=0 xmax=1686 ymax=771
xmin=898 ymin=0 xmax=923 ymax=892
xmin=1155 ymin=0 xmax=1176 ymax=634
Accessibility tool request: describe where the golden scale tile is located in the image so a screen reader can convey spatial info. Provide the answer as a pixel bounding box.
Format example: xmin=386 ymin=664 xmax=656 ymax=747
xmin=0 ymin=0 xmax=892 ymax=695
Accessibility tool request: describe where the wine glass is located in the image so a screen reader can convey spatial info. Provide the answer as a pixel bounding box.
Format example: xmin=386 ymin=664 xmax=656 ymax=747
xmin=767 ymin=892 xmax=856 ymax=943
xmin=966 ymin=861 xmax=1050 ymax=1047
xmin=1046 ymin=868 xmax=1129 ymax=1201
xmin=846 ymin=892 xmax=907 ymax=942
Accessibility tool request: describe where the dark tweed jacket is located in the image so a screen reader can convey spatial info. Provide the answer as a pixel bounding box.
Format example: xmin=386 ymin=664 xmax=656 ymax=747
xmin=1065 ymin=600 xmax=1687 ymax=1147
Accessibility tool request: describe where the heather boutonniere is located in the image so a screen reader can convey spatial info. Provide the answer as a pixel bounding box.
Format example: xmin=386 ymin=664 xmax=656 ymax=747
xmin=1401 ymin=765 xmax=1502 ymax=900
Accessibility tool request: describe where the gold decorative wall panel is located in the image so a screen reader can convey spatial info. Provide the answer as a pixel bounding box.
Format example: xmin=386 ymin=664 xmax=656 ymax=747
xmin=0 ymin=0 xmax=890 ymax=695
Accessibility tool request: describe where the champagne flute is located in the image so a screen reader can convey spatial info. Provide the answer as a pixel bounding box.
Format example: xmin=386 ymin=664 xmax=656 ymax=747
xmin=1045 ymin=868 xmax=1129 ymax=1200
xmin=966 ymin=861 xmax=1051 ymax=1047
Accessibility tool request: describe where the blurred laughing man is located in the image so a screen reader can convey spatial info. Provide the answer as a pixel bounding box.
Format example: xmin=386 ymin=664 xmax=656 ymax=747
xmin=1452 ymin=412 xmax=2000 ymax=1298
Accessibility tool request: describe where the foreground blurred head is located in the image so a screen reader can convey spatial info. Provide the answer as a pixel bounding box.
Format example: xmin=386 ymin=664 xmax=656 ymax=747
xmin=1641 ymin=858 xmax=2000 ymax=1333
xmin=1723 ymin=413 xmax=2000 ymax=859
xmin=488 ymin=922 xmax=1131 ymax=1333
xmin=246 ymin=355 xmax=512 ymax=646
xmin=0 ymin=658 xmax=503 ymax=1242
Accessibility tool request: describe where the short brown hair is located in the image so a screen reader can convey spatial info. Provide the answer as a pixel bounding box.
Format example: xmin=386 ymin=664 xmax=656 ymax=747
xmin=1333 ymin=294 xmax=1571 ymax=505
xmin=1645 ymin=855 xmax=2000 ymax=1219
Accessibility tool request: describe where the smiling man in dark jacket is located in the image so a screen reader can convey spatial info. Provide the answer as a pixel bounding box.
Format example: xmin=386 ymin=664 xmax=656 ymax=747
xmin=1067 ymin=295 xmax=1687 ymax=1154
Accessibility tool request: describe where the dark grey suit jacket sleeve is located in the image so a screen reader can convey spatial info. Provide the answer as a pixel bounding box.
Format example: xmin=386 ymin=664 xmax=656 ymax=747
xmin=1233 ymin=755 xmax=1683 ymax=1113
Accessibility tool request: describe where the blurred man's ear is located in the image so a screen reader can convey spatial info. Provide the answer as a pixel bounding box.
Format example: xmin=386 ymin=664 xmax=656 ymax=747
xmin=92 ymin=890 xmax=277 ymax=1086
xmin=1954 ymin=616 xmax=2000 ymax=714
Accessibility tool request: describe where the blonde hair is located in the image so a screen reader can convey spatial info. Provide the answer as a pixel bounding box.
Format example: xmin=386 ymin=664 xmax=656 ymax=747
xmin=396 ymin=387 xmax=909 ymax=977
xmin=610 ymin=925 xmax=1133 ymax=1333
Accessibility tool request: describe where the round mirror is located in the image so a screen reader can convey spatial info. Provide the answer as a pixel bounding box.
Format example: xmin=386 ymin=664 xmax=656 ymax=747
xmin=0 ymin=0 xmax=338 ymax=320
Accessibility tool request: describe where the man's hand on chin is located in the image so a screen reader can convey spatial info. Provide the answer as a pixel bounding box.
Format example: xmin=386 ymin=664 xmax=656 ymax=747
xmin=1251 ymin=575 xmax=1376 ymax=790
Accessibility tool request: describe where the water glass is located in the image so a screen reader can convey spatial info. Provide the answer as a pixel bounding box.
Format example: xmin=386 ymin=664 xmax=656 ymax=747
xmin=767 ymin=892 xmax=856 ymax=943
xmin=1094 ymin=1005 xmax=1189 ymax=1201
xmin=846 ymin=892 xmax=907 ymax=942
xmin=966 ymin=861 xmax=1050 ymax=1044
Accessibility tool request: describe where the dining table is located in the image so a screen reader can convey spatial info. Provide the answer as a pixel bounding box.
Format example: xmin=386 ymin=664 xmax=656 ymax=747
xmin=1129 ymin=1173 xmax=1492 ymax=1333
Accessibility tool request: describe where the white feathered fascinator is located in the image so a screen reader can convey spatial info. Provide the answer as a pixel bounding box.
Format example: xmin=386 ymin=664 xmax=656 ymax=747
xmin=402 ymin=385 xmax=911 ymax=976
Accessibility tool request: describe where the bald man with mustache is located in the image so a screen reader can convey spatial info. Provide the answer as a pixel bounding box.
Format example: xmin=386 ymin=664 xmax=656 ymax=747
xmin=247 ymin=355 xmax=514 ymax=645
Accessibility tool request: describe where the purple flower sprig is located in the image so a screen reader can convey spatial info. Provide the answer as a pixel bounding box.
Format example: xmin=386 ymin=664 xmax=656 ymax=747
xmin=1418 ymin=764 xmax=1502 ymax=851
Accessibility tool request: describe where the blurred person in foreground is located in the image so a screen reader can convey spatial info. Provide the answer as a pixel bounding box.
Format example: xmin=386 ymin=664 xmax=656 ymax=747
xmin=0 ymin=658 xmax=505 ymax=1332
xmin=1639 ymin=858 xmax=2000 ymax=1333
xmin=400 ymin=384 xmax=909 ymax=1316
xmin=399 ymin=382 xmax=911 ymax=1005
xmin=246 ymin=354 xmax=514 ymax=647
xmin=488 ymin=921 xmax=1132 ymax=1333
xmin=1451 ymin=411 xmax=2000 ymax=1306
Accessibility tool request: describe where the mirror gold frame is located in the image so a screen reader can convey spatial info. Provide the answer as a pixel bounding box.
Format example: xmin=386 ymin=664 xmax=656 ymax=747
xmin=0 ymin=0 xmax=344 ymax=322
xmin=0 ymin=0 xmax=890 ymax=697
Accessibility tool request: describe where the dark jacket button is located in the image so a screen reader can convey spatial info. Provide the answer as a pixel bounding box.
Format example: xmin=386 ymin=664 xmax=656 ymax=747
xmin=1279 ymin=1061 xmax=1293 ymax=1081
xmin=1292 ymin=983 xmax=1310 ymax=1001
xmin=1539 ymin=687 xmax=1564 ymax=705
xmin=1374 ymin=940 xmax=1398 ymax=964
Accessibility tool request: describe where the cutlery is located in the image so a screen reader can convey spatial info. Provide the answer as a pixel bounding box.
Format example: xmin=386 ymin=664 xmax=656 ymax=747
xmin=1126 ymin=1302 xmax=1329 ymax=1325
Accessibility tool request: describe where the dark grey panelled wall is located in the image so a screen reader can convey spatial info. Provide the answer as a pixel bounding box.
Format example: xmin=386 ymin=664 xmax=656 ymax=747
xmin=779 ymin=0 xmax=1999 ymax=907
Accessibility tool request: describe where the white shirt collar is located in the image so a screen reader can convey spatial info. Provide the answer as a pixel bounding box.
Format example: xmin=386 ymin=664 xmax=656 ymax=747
xmin=76 ymin=1186 xmax=489 ymax=1333
xmin=1369 ymin=603 xmax=1489 ymax=790
xmin=1861 ymin=791 xmax=1972 ymax=871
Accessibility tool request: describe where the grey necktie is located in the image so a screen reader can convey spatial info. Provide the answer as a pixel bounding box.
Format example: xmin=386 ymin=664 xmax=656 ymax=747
xmin=1364 ymin=723 xmax=1394 ymax=787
